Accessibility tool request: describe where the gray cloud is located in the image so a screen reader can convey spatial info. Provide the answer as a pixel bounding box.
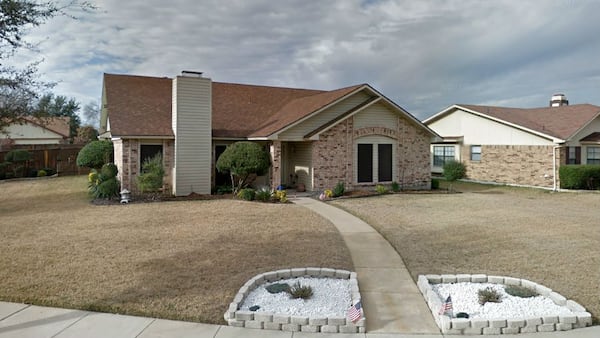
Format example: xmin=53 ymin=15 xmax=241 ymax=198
xmin=7 ymin=0 xmax=600 ymax=120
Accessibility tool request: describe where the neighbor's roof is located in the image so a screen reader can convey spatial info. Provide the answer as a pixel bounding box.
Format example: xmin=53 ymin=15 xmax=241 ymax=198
xmin=105 ymin=74 xmax=410 ymax=139
xmin=426 ymin=103 xmax=600 ymax=141
xmin=23 ymin=116 xmax=70 ymax=137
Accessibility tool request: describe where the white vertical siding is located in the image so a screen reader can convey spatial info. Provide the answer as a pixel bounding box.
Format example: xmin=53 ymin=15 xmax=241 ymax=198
xmin=354 ymin=102 xmax=398 ymax=129
xmin=290 ymin=142 xmax=313 ymax=191
xmin=279 ymin=92 xmax=370 ymax=140
xmin=172 ymin=75 xmax=212 ymax=196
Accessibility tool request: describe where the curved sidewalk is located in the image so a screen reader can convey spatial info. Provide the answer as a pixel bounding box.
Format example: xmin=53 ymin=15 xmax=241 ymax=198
xmin=294 ymin=197 xmax=440 ymax=334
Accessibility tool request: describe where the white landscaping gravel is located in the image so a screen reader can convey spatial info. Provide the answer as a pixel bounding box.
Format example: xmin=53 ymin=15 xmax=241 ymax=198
xmin=433 ymin=282 xmax=574 ymax=319
xmin=240 ymin=277 xmax=352 ymax=317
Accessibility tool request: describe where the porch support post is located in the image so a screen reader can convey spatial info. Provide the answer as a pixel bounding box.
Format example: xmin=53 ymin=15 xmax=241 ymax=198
xmin=270 ymin=141 xmax=282 ymax=189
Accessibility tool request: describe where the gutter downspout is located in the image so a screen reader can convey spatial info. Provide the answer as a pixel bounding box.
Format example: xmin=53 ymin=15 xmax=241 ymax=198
xmin=553 ymin=145 xmax=561 ymax=191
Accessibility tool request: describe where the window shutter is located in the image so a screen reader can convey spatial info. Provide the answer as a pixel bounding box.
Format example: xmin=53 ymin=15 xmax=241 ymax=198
xmin=575 ymin=146 xmax=581 ymax=164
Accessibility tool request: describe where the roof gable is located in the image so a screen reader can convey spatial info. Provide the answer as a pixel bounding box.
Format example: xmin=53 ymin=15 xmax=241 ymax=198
xmin=426 ymin=103 xmax=600 ymax=141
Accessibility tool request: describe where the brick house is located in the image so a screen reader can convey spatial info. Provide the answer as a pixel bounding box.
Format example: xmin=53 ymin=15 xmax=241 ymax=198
xmin=423 ymin=94 xmax=600 ymax=189
xmin=99 ymin=72 xmax=438 ymax=196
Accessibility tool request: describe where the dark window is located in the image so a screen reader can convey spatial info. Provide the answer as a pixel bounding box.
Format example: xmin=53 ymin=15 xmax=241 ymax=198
xmin=378 ymin=144 xmax=392 ymax=182
xmin=215 ymin=145 xmax=229 ymax=186
xmin=586 ymin=146 xmax=600 ymax=164
xmin=433 ymin=146 xmax=455 ymax=166
xmin=568 ymin=146 xmax=581 ymax=164
xmin=357 ymin=144 xmax=373 ymax=183
xmin=140 ymin=145 xmax=163 ymax=172
xmin=470 ymin=145 xmax=481 ymax=161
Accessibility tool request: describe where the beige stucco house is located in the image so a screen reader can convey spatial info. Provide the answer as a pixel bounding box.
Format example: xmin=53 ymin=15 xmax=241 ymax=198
xmin=424 ymin=94 xmax=600 ymax=189
xmin=99 ymin=72 xmax=438 ymax=196
xmin=1 ymin=117 xmax=70 ymax=146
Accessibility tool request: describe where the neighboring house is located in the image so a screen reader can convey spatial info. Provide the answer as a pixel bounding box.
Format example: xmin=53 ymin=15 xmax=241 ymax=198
xmin=1 ymin=117 xmax=70 ymax=146
xmin=99 ymin=71 xmax=438 ymax=196
xmin=423 ymin=94 xmax=600 ymax=189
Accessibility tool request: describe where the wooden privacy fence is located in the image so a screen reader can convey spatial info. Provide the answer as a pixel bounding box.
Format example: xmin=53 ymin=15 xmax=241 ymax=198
xmin=0 ymin=144 xmax=89 ymax=176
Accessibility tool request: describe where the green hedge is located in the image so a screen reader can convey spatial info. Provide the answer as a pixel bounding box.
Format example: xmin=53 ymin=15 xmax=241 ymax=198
xmin=559 ymin=165 xmax=600 ymax=190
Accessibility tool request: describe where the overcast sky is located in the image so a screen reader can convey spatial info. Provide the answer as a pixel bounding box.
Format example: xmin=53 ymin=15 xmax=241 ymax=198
xmin=11 ymin=0 xmax=600 ymax=122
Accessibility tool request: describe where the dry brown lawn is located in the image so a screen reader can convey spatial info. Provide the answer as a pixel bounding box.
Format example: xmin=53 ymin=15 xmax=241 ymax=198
xmin=0 ymin=176 xmax=352 ymax=324
xmin=332 ymin=182 xmax=600 ymax=323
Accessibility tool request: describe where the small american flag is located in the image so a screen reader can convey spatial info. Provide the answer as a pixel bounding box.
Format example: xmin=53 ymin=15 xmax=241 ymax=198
xmin=439 ymin=295 xmax=453 ymax=316
xmin=347 ymin=301 xmax=363 ymax=323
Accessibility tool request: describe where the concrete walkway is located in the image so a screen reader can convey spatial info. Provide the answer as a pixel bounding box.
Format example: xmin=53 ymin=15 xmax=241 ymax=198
xmin=1 ymin=197 xmax=599 ymax=337
xmin=293 ymin=197 xmax=440 ymax=334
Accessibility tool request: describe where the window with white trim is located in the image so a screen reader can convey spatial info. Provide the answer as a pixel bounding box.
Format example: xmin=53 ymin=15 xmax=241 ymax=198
xmin=433 ymin=146 xmax=455 ymax=167
xmin=586 ymin=146 xmax=600 ymax=164
xmin=470 ymin=145 xmax=481 ymax=161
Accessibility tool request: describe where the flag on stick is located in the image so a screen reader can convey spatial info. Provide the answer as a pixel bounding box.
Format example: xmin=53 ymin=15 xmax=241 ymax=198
xmin=347 ymin=301 xmax=363 ymax=323
xmin=439 ymin=295 xmax=453 ymax=316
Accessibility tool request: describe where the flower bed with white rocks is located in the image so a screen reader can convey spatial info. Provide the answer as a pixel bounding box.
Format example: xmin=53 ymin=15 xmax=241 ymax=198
xmin=224 ymin=268 xmax=365 ymax=334
xmin=417 ymin=274 xmax=592 ymax=335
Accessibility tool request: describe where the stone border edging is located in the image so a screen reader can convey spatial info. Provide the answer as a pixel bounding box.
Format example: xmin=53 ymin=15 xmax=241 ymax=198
xmin=224 ymin=267 xmax=365 ymax=333
xmin=417 ymin=274 xmax=593 ymax=335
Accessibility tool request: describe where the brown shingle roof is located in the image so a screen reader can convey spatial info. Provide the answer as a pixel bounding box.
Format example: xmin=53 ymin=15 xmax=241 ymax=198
xmin=25 ymin=116 xmax=70 ymax=137
xmin=103 ymin=73 xmax=366 ymax=138
xmin=103 ymin=74 xmax=174 ymax=137
xmin=458 ymin=104 xmax=600 ymax=140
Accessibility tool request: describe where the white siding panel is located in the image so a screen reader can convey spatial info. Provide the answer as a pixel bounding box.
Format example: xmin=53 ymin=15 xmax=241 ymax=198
xmin=354 ymin=102 xmax=398 ymax=129
xmin=429 ymin=109 xmax=554 ymax=145
xmin=4 ymin=122 xmax=63 ymax=144
xmin=279 ymin=91 xmax=370 ymax=140
xmin=290 ymin=142 xmax=313 ymax=191
xmin=172 ymin=76 xmax=212 ymax=196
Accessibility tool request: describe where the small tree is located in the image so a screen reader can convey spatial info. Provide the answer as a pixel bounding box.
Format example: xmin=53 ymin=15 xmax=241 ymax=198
xmin=216 ymin=141 xmax=271 ymax=194
xmin=136 ymin=154 xmax=165 ymax=198
xmin=443 ymin=160 xmax=466 ymax=192
xmin=76 ymin=140 xmax=113 ymax=169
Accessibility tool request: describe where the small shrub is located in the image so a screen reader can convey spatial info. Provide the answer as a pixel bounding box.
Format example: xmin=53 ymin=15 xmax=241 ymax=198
xmin=88 ymin=163 xmax=120 ymax=200
xmin=431 ymin=178 xmax=440 ymax=189
xmin=4 ymin=149 xmax=32 ymax=163
xmin=504 ymin=285 xmax=538 ymax=298
xmin=266 ymin=283 xmax=290 ymax=294
xmin=136 ymin=154 xmax=165 ymax=194
xmin=478 ymin=287 xmax=502 ymax=305
xmin=324 ymin=189 xmax=333 ymax=198
xmin=275 ymin=189 xmax=287 ymax=203
xmin=215 ymin=185 xmax=233 ymax=195
xmin=37 ymin=169 xmax=47 ymax=177
xmin=333 ymin=181 xmax=345 ymax=197
xmin=375 ymin=184 xmax=388 ymax=194
xmin=237 ymin=188 xmax=256 ymax=201
xmin=100 ymin=163 xmax=118 ymax=179
xmin=443 ymin=160 xmax=466 ymax=181
xmin=94 ymin=177 xmax=120 ymax=199
xmin=255 ymin=186 xmax=272 ymax=202
xmin=391 ymin=181 xmax=400 ymax=192
xmin=287 ymin=282 xmax=313 ymax=299
xmin=41 ymin=167 xmax=56 ymax=176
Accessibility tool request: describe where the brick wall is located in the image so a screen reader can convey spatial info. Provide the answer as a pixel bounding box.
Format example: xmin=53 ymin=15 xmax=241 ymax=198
xmin=312 ymin=116 xmax=431 ymax=191
xmin=461 ymin=145 xmax=560 ymax=188
xmin=116 ymin=138 xmax=174 ymax=193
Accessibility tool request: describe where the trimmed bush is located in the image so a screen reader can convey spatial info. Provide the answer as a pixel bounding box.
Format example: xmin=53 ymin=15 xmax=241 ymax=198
xmin=431 ymin=178 xmax=440 ymax=189
xmin=215 ymin=141 xmax=271 ymax=194
xmin=4 ymin=149 xmax=32 ymax=163
xmin=237 ymin=188 xmax=255 ymax=201
xmin=88 ymin=163 xmax=120 ymax=199
xmin=76 ymin=140 xmax=113 ymax=169
xmin=37 ymin=169 xmax=47 ymax=177
xmin=391 ymin=181 xmax=400 ymax=192
xmin=332 ymin=181 xmax=345 ymax=197
xmin=504 ymin=285 xmax=538 ymax=298
xmin=559 ymin=165 xmax=600 ymax=190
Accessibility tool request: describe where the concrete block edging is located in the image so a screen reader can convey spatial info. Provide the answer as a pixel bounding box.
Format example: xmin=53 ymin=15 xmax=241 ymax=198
xmin=417 ymin=274 xmax=592 ymax=335
xmin=224 ymin=268 xmax=365 ymax=333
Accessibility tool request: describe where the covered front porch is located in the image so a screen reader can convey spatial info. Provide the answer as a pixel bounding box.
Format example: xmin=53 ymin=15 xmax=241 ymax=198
xmin=270 ymin=140 xmax=314 ymax=192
